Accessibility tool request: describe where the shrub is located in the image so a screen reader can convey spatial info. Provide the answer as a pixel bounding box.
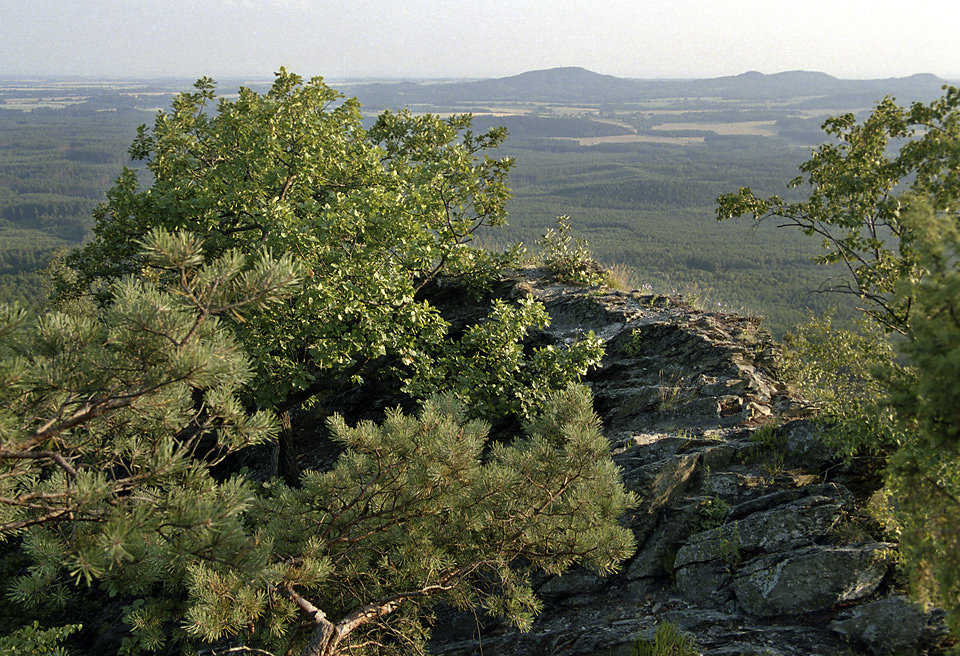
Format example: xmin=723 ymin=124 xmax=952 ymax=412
xmin=631 ymin=621 xmax=699 ymax=656
xmin=536 ymin=216 xmax=608 ymax=286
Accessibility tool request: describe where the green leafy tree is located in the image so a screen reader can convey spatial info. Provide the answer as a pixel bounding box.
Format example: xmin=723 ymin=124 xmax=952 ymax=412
xmin=60 ymin=70 xmax=606 ymax=491
xmin=0 ymin=233 xmax=636 ymax=654
xmin=884 ymin=201 xmax=960 ymax=630
xmin=717 ymin=86 xmax=960 ymax=335
xmin=63 ymin=69 xmax=517 ymax=412
xmin=719 ymin=89 xmax=960 ymax=636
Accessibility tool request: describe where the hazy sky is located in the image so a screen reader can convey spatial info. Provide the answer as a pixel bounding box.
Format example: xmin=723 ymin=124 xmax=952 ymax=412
xmin=2 ymin=0 xmax=958 ymax=81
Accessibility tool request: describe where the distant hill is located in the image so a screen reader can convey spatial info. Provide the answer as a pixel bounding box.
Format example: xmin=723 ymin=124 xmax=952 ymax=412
xmin=671 ymin=70 xmax=947 ymax=103
xmin=342 ymin=67 xmax=949 ymax=109
xmin=343 ymin=66 xmax=645 ymax=106
xmin=677 ymin=70 xmax=848 ymax=98
xmin=462 ymin=67 xmax=642 ymax=101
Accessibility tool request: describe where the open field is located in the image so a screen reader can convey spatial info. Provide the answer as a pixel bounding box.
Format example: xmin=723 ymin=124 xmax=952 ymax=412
xmin=2 ymin=71 xmax=949 ymax=335
xmin=574 ymin=134 xmax=706 ymax=146
xmin=651 ymin=120 xmax=780 ymax=136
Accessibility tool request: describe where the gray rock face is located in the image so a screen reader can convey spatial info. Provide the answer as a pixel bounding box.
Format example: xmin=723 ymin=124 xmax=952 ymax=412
xmin=538 ymin=570 xmax=606 ymax=601
xmin=830 ymin=596 xmax=928 ymax=655
xmin=675 ymin=493 xmax=847 ymax=570
xmin=428 ymin=270 xmax=949 ymax=656
xmin=734 ymin=544 xmax=891 ymax=617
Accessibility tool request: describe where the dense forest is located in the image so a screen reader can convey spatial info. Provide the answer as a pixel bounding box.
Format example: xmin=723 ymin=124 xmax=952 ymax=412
xmin=5 ymin=69 xmax=947 ymax=333
xmin=0 ymin=102 xmax=147 ymax=302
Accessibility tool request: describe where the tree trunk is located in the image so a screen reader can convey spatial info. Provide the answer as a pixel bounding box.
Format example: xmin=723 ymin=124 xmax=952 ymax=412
xmin=301 ymin=621 xmax=337 ymax=656
xmin=277 ymin=409 xmax=301 ymax=487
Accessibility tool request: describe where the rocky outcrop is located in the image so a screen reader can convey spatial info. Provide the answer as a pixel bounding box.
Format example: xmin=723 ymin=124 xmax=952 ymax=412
xmin=429 ymin=268 xmax=949 ymax=656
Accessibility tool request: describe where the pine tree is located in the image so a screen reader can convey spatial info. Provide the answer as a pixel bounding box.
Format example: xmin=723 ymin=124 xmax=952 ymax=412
xmin=2 ymin=71 xmax=638 ymax=655
xmin=1 ymin=237 xmax=635 ymax=653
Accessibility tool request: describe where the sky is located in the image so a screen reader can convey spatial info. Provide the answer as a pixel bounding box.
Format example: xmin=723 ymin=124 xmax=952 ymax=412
xmin=2 ymin=0 xmax=958 ymax=81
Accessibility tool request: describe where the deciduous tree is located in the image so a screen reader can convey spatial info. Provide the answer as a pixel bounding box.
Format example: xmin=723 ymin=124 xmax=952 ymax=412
xmin=720 ymin=88 xmax=960 ymax=636
xmin=717 ymin=86 xmax=960 ymax=335
xmin=63 ymin=69 xmax=518 ymax=412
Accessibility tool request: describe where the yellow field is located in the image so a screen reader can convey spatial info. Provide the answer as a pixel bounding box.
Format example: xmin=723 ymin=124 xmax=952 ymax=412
xmin=2 ymin=97 xmax=88 ymax=111
xmin=574 ymin=134 xmax=706 ymax=146
xmin=650 ymin=120 xmax=779 ymax=136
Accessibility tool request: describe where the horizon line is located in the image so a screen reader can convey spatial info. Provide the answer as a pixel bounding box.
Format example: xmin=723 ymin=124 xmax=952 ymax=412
xmin=1 ymin=67 xmax=958 ymax=85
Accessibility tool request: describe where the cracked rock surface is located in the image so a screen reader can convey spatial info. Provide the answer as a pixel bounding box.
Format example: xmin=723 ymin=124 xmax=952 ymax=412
xmin=428 ymin=269 xmax=948 ymax=656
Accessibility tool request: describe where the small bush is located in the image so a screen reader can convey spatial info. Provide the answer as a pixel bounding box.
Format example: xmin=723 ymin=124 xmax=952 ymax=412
xmin=631 ymin=621 xmax=699 ymax=656
xmin=779 ymin=314 xmax=910 ymax=460
xmin=695 ymin=496 xmax=729 ymax=532
xmin=0 ymin=622 xmax=80 ymax=656
xmin=625 ymin=328 xmax=644 ymax=357
xmin=537 ymin=216 xmax=608 ymax=287
xmin=404 ymin=296 xmax=604 ymax=421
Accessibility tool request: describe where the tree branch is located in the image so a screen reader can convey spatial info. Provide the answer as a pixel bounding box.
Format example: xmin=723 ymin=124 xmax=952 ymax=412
xmin=278 ymin=584 xmax=336 ymax=656
xmin=0 ymin=450 xmax=77 ymax=477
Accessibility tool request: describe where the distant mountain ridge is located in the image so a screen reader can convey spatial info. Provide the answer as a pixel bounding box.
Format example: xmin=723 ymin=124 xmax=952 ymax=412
xmin=477 ymin=67 xmax=635 ymax=99
xmin=343 ymin=66 xmax=949 ymax=108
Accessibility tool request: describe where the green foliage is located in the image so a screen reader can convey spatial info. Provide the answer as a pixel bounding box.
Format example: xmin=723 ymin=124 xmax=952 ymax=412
xmin=0 ymin=230 xmax=300 ymax=651
xmin=695 ymin=496 xmax=729 ymax=532
xmin=890 ymin=201 xmax=960 ymax=452
xmin=119 ymin=599 xmax=168 ymax=656
xmin=234 ymin=384 xmax=635 ymax=655
xmin=781 ymin=315 xmax=895 ymax=412
xmin=748 ymin=423 xmax=784 ymax=450
xmin=883 ymin=201 xmax=960 ymax=633
xmin=630 ymin=621 xmax=699 ymax=656
xmin=536 ymin=215 xmax=608 ymax=286
xmin=779 ymin=314 xmax=909 ymax=460
xmin=404 ymin=296 xmax=604 ymax=421
xmin=0 ymin=621 xmax=81 ymax=656
xmin=718 ymin=522 xmax=743 ymax=572
xmin=718 ymin=86 xmax=960 ymax=336
xmin=1 ymin=229 xmax=636 ymax=655
xmin=0 ymin=229 xmax=299 ymax=535
xmin=722 ymin=89 xmax=960 ymax=639
xmin=739 ymin=424 xmax=791 ymax=480
xmin=625 ymin=328 xmax=644 ymax=357
xmin=0 ymin=73 xmax=641 ymax=656
xmin=63 ymin=69 xmax=515 ymax=410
